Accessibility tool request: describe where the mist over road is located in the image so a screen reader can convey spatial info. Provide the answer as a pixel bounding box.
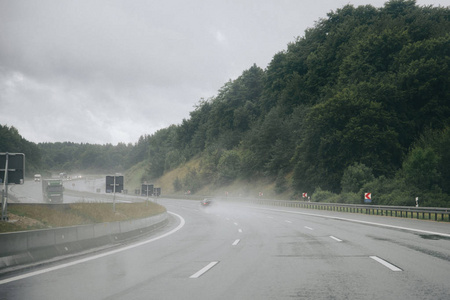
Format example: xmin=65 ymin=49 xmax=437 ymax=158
xmin=2 ymin=186 xmax=450 ymax=299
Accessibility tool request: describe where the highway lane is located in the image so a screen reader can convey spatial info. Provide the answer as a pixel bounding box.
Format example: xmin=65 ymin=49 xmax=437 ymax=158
xmin=1 ymin=198 xmax=449 ymax=299
xmin=8 ymin=178 xmax=92 ymax=203
xmin=8 ymin=176 xmax=132 ymax=204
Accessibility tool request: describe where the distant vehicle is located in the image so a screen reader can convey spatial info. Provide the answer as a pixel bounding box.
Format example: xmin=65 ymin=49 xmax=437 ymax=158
xmin=59 ymin=172 xmax=67 ymax=179
xmin=42 ymin=179 xmax=64 ymax=203
xmin=34 ymin=174 xmax=41 ymax=182
xmin=200 ymin=198 xmax=213 ymax=207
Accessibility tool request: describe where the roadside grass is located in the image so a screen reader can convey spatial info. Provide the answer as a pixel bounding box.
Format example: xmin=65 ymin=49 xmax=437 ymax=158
xmin=124 ymin=161 xmax=148 ymax=193
xmin=125 ymin=157 xmax=202 ymax=195
xmin=0 ymin=202 xmax=166 ymax=233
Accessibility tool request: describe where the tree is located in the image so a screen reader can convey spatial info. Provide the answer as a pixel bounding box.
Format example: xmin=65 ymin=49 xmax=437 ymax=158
xmin=183 ymin=168 xmax=202 ymax=194
xmin=401 ymin=147 xmax=440 ymax=191
xmin=217 ymin=150 xmax=241 ymax=185
xmin=173 ymin=176 xmax=182 ymax=192
xmin=341 ymin=163 xmax=375 ymax=193
xmin=292 ymin=87 xmax=403 ymax=193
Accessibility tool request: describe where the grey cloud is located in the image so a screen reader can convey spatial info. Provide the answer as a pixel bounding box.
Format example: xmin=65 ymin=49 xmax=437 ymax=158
xmin=1 ymin=0 xmax=447 ymax=144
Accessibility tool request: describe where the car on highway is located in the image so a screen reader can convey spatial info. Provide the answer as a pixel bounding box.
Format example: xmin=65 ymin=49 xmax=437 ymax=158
xmin=200 ymin=198 xmax=213 ymax=207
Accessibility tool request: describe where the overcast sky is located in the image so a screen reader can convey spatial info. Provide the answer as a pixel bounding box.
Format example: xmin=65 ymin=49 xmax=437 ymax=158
xmin=1 ymin=0 xmax=448 ymax=145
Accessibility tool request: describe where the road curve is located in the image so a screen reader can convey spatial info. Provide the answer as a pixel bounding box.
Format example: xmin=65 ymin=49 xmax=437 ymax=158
xmin=1 ymin=198 xmax=450 ymax=299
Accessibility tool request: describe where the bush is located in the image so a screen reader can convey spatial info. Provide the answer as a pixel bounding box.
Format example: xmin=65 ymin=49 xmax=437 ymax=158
xmin=216 ymin=150 xmax=241 ymax=185
xmin=173 ymin=176 xmax=182 ymax=192
xmin=312 ymin=188 xmax=339 ymax=202
xmin=341 ymin=163 xmax=375 ymax=193
xmin=339 ymin=192 xmax=361 ymax=204
xmin=183 ymin=167 xmax=203 ymax=193
xmin=274 ymin=171 xmax=288 ymax=194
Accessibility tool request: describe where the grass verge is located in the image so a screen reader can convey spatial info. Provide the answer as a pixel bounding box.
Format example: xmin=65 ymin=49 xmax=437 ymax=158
xmin=0 ymin=202 xmax=166 ymax=233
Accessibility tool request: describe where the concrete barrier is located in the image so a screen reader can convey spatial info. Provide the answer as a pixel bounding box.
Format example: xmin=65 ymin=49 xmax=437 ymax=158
xmin=0 ymin=212 xmax=168 ymax=270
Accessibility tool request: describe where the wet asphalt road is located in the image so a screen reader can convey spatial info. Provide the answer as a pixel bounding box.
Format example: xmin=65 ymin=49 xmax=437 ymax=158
xmin=1 ymin=186 xmax=450 ymax=299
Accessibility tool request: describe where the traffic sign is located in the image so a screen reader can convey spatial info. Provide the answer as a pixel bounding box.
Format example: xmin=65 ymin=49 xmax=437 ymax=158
xmin=106 ymin=175 xmax=124 ymax=193
xmin=364 ymin=192 xmax=372 ymax=203
xmin=1 ymin=153 xmax=25 ymax=220
xmin=141 ymin=184 xmax=154 ymax=196
xmin=302 ymin=193 xmax=307 ymax=198
xmin=0 ymin=153 xmax=25 ymax=185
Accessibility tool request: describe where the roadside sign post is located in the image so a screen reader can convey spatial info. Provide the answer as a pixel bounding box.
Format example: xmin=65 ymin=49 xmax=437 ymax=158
xmin=1 ymin=154 xmax=9 ymax=220
xmin=113 ymin=175 xmax=116 ymax=212
xmin=153 ymin=187 xmax=161 ymax=203
xmin=364 ymin=192 xmax=372 ymax=204
xmin=106 ymin=175 xmax=124 ymax=212
xmin=143 ymin=182 xmax=149 ymax=205
xmin=1 ymin=153 xmax=25 ymax=221
xmin=141 ymin=184 xmax=154 ymax=202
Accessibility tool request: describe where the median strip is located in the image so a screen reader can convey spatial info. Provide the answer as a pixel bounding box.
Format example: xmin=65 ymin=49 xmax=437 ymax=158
xmin=0 ymin=211 xmax=185 ymax=285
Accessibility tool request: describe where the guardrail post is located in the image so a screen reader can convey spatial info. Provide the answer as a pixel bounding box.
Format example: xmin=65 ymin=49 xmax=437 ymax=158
xmin=248 ymin=198 xmax=449 ymax=222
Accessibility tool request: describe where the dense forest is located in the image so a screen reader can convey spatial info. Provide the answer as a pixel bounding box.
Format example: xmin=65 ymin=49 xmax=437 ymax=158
xmin=1 ymin=1 xmax=449 ymax=207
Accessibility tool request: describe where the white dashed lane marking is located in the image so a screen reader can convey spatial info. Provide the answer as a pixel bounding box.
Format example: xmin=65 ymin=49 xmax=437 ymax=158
xmin=190 ymin=261 xmax=220 ymax=278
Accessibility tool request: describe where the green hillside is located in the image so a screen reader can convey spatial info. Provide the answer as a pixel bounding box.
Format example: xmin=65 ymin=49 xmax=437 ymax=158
xmin=2 ymin=1 xmax=450 ymax=207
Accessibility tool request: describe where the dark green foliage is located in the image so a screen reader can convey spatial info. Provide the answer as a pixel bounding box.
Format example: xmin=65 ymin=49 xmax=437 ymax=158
xmin=173 ymin=176 xmax=182 ymax=192
xmin=216 ymin=150 xmax=241 ymax=185
xmin=312 ymin=188 xmax=338 ymax=203
xmin=0 ymin=125 xmax=41 ymax=175
xmin=402 ymin=147 xmax=440 ymax=191
xmin=182 ymin=167 xmax=203 ymax=194
xmin=292 ymin=86 xmax=404 ymax=192
xmin=2 ymin=1 xmax=449 ymax=206
xmin=274 ymin=171 xmax=288 ymax=195
xmin=341 ymin=163 xmax=375 ymax=193
xmin=38 ymin=141 xmax=133 ymax=172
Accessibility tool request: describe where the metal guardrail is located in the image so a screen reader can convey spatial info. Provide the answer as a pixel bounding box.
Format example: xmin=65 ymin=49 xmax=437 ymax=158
xmin=220 ymin=197 xmax=450 ymax=222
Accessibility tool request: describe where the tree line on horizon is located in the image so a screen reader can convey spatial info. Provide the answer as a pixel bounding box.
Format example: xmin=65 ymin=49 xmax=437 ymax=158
xmin=1 ymin=1 xmax=449 ymax=207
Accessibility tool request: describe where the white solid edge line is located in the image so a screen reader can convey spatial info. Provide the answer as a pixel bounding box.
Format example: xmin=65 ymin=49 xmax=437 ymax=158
xmin=0 ymin=211 xmax=186 ymax=285
xmin=189 ymin=261 xmax=219 ymax=278
xmin=304 ymin=226 xmax=313 ymax=230
xmin=249 ymin=206 xmax=450 ymax=238
xmin=232 ymin=239 xmax=241 ymax=246
xmin=329 ymin=236 xmax=343 ymax=242
xmin=370 ymin=256 xmax=402 ymax=271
